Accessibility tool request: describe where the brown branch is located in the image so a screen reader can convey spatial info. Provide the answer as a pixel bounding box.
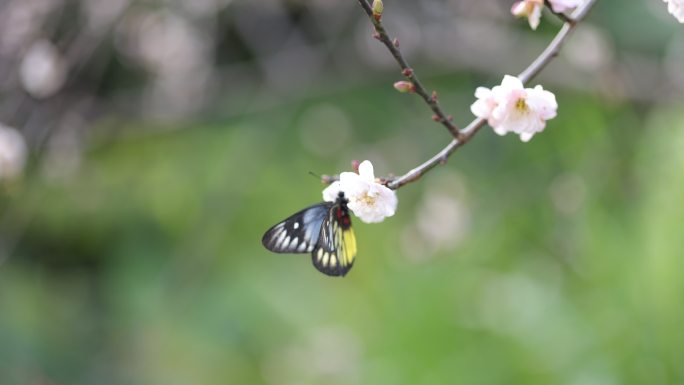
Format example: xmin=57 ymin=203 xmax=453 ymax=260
xmin=323 ymin=0 xmax=597 ymax=189
xmin=355 ymin=0 xmax=463 ymax=140
xmin=386 ymin=0 xmax=598 ymax=190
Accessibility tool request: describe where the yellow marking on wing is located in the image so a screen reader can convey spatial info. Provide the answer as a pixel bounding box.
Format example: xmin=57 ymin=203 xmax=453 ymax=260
xmin=341 ymin=228 xmax=357 ymax=266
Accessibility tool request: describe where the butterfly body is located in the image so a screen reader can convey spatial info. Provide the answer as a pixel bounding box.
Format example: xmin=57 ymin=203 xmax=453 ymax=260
xmin=262 ymin=192 xmax=357 ymax=277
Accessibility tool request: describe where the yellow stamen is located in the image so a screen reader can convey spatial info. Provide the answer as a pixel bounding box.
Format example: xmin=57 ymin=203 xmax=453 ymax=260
xmin=515 ymin=98 xmax=529 ymax=112
xmin=360 ymin=193 xmax=377 ymax=205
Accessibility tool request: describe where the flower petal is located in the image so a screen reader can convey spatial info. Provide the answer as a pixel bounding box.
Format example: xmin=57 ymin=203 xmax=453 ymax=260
xmin=322 ymin=181 xmax=342 ymax=202
xmin=358 ymin=160 xmax=375 ymax=182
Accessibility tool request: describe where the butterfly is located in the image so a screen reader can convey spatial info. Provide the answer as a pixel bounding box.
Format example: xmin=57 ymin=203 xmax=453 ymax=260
xmin=262 ymin=191 xmax=357 ymax=277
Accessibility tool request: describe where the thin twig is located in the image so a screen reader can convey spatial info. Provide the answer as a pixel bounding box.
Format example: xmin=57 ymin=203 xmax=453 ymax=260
xmin=386 ymin=0 xmax=598 ymax=190
xmin=355 ymin=0 xmax=463 ymax=140
xmin=323 ymin=0 xmax=597 ymax=189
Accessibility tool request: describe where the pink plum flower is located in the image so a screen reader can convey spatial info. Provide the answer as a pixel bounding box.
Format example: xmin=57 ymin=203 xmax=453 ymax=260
xmin=471 ymin=75 xmax=558 ymax=142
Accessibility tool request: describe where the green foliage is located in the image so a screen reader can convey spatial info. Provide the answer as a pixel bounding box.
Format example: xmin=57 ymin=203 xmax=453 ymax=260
xmin=2 ymin=79 xmax=684 ymax=385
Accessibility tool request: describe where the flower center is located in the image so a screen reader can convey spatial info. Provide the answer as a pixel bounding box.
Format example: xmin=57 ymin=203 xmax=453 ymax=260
xmin=515 ymin=97 xmax=529 ymax=112
xmin=359 ymin=192 xmax=377 ymax=206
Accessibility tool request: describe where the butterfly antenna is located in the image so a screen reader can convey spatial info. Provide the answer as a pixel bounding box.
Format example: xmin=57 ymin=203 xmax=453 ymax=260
xmin=308 ymin=171 xmax=321 ymax=180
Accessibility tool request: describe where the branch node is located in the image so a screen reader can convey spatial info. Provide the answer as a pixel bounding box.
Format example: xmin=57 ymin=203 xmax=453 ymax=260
xmin=351 ymin=159 xmax=360 ymax=173
xmin=402 ymin=68 xmax=413 ymax=77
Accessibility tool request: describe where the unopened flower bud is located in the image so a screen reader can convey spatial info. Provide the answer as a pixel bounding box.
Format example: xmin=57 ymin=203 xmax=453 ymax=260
xmin=393 ymin=81 xmax=415 ymax=93
xmin=372 ymin=0 xmax=384 ymax=21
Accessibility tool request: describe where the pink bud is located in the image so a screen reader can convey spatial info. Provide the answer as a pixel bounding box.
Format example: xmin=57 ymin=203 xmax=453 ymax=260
xmin=393 ymin=81 xmax=415 ymax=93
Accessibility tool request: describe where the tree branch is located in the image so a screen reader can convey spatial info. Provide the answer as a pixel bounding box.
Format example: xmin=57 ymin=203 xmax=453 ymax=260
xmin=355 ymin=0 xmax=463 ymax=140
xmin=387 ymin=0 xmax=598 ymax=190
xmin=324 ymin=0 xmax=598 ymax=190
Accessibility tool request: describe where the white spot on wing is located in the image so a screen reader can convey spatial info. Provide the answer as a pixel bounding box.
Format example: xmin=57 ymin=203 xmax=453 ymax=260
xmin=289 ymin=237 xmax=299 ymax=250
xmin=297 ymin=242 xmax=307 ymax=252
xmin=274 ymin=230 xmax=286 ymax=248
xmin=293 ymin=222 xmax=300 ymax=229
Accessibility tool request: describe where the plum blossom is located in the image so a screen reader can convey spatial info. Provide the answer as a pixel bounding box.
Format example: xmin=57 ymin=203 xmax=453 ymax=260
xmin=511 ymin=0 xmax=544 ymax=30
xmin=548 ymin=0 xmax=584 ymax=13
xmin=322 ymin=160 xmax=397 ymax=223
xmin=663 ymin=0 xmax=684 ymax=23
xmin=512 ymin=0 xmax=583 ymax=30
xmin=0 ymin=124 xmax=28 ymax=180
xmin=470 ymin=75 xmax=557 ymax=142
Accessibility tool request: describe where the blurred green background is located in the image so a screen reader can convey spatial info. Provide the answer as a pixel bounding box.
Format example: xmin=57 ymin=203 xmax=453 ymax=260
xmin=1 ymin=0 xmax=684 ymax=384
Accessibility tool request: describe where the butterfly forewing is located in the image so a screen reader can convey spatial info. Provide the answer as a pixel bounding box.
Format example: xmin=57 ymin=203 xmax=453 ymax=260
xmin=311 ymin=202 xmax=356 ymax=277
xmin=261 ymin=202 xmax=332 ymax=254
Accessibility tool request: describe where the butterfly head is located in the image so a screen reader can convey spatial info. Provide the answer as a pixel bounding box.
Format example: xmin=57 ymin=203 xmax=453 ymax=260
xmin=336 ymin=190 xmax=347 ymax=202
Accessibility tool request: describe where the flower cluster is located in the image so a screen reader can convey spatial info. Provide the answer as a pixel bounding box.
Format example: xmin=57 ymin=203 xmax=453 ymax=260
xmin=323 ymin=160 xmax=397 ymax=223
xmin=512 ymin=0 xmax=583 ymax=30
xmin=663 ymin=0 xmax=684 ymax=23
xmin=471 ymin=75 xmax=557 ymax=142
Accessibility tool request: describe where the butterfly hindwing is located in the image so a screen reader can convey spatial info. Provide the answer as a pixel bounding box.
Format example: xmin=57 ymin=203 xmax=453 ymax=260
xmin=311 ymin=201 xmax=356 ymax=277
xmin=261 ymin=202 xmax=332 ymax=254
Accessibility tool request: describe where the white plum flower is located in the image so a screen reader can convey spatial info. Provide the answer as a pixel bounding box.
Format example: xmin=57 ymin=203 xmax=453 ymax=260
xmin=512 ymin=0 xmax=583 ymax=29
xmin=548 ymin=0 xmax=584 ymax=13
xmin=322 ymin=160 xmax=398 ymax=223
xmin=511 ymin=0 xmax=544 ymax=30
xmin=663 ymin=0 xmax=684 ymax=23
xmin=470 ymin=75 xmax=557 ymax=142
xmin=0 ymin=124 xmax=28 ymax=180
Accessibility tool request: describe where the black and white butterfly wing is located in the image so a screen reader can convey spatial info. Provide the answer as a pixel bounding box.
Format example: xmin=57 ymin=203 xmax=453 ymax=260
xmin=311 ymin=203 xmax=357 ymax=277
xmin=262 ymin=202 xmax=333 ymax=254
